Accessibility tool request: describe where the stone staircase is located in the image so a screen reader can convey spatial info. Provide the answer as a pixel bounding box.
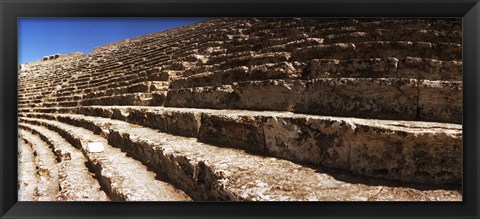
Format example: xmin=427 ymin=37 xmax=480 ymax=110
xmin=17 ymin=18 xmax=462 ymax=201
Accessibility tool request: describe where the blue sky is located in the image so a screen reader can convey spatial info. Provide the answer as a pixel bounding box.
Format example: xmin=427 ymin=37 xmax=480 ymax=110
xmin=18 ymin=18 xmax=208 ymax=64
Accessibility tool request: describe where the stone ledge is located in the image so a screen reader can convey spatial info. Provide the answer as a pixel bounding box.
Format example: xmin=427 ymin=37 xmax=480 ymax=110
xmin=20 ymin=115 xmax=461 ymax=200
xmin=164 ymin=78 xmax=462 ymax=124
xmin=22 ymin=107 xmax=462 ymax=185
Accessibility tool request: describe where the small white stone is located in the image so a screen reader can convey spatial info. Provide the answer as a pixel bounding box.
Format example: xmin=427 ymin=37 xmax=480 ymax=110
xmin=86 ymin=142 xmax=104 ymax=153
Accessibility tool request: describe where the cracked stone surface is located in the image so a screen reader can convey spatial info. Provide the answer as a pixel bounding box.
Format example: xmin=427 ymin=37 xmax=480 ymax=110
xmin=20 ymin=115 xmax=461 ymax=201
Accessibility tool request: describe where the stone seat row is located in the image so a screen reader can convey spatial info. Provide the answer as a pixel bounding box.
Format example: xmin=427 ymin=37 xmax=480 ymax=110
xmin=18 ymin=113 xmax=461 ymax=201
xmin=46 ymin=18 xmax=462 ymax=83
xmin=164 ymin=78 xmax=461 ymax=124
xmin=170 ymin=57 xmax=462 ymax=90
xmin=19 ymin=73 xmax=146 ymax=102
xmin=19 ymin=77 xmax=461 ymax=126
xmin=20 ymin=66 xmax=462 ymax=123
xmin=18 ymin=126 xmax=110 ymax=201
xmin=18 ymin=120 xmax=191 ymax=201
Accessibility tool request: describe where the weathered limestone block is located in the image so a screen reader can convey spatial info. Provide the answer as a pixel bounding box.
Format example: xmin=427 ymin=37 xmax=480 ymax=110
xmin=226 ymin=44 xmax=256 ymax=53
xmin=110 ymin=107 xmax=130 ymax=121
xmin=165 ymin=85 xmax=238 ymax=109
xmin=303 ymin=58 xmax=398 ymax=79
xmin=148 ymin=70 xmax=177 ymax=81
xmin=184 ymin=54 xmax=209 ymax=64
xmin=324 ymin=32 xmax=375 ymax=44
xmin=219 ymin=52 xmax=291 ymax=70
xmin=263 ymin=116 xmax=331 ymax=166
xmin=183 ymin=65 xmax=218 ymax=77
xmin=166 ymin=61 xmax=193 ymax=71
xmin=373 ymin=29 xmax=462 ymax=44
xmin=398 ymin=57 xmax=462 ymax=81
xmin=150 ymin=91 xmax=167 ymax=106
xmin=82 ymin=93 xmax=152 ymax=106
xmin=147 ymin=70 xmax=170 ymax=81
xmin=357 ymin=19 xmax=432 ymax=31
xmin=250 ymin=52 xmax=292 ymax=66
xmin=291 ymin=43 xmax=356 ymax=61
xmin=301 ymin=78 xmax=418 ymax=120
xmin=78 ymin=106 xmax=113 ymax=118
xmin=264 ymin=38 xmax=324 ymax=53
xmin=347 ymin=122 xmax=462 ymax=184
xmin=431 ymin=19 xmax=462 ymax=32
xmin=250 ymin=62 xmax=299 ymax=80
xmin=262 ymin=114 xmax=462 ymax=184
xmin=418 ymin=80 xmax=462 ymax=124
xmin=311 ymin=25 xmax=357 ymax=37
xmin=198 ymin=45 xmax=226 ymax=56
xmin=149 ymin=81 xmax=169 ymax=92
xmin=262 ymin=38 xmax=299 ymax=50
xmin=207 ymin=51 xmax=255 ymax=66
xmin=127 ymin=82 xmax=150 ymax=93
xmin=170 ymin=66 xmax=249 ymax=89
xmin=125 ymin=108 xmax=149 ymax=125
xmin=432 ymin=43 xmax=462 ymax=61
xmin=356 ymin=41 xmax=434 ymax=59
xmin=162 ymin=110 xmax=202 ymax=137
xmin=142 ymin=109 xmax=167 ymax=130
xmin=233 ymin=79 xmax=306 ymax=111
xmin=199 ymin=114 xmax=265 ymax=153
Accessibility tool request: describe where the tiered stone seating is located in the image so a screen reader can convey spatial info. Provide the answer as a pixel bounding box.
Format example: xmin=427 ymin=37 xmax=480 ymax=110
xmin=18 ymin=18 xmax=462 ymax=201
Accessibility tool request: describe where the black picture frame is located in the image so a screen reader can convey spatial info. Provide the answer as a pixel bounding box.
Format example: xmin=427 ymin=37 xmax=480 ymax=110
xmin=1 ymin=0 xmax=479 ymax=218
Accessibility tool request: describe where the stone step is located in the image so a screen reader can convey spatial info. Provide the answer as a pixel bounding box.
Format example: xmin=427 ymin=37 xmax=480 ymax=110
xmin=261 ymin=38 xmax=325 ymax=53
xmin=81 ymin=81 xmax=153 ymax=100
xmin=148 ymin=70 xmax=181 ymax=81
xmin=169 ymin=57 xmax=461 ymax=90
xmin=292 ymin=42 xmax=461 ymax=62
xmin=150 ymin=91 xmax=168 ymax=106
xmin=19 ymin=114 xmax=461 ymax=201
xmin=170 ymin=66 xmax=250 ymax=89
xmin=29 ymin=91 xmax=168 ymax=110
xmin=17 ymin=138 xmax=38 ymax=201
xmin=20 ymin=117 xmax=192 ymax=201
xmin=80 ymin=93 xmax=153 ymax=106
xmin=355 ymin=41 xmax=461 ymax=61
xmin=43 ymin=100 xmax=78 ymax=108
xmin=291 ymin=43 xmax=356 ymax=61
xmin=311 ymin=19 xmax=461 ymax=37
xmin=355 ymin=19 xmax=461 ymax=32
xmin=55 ymin=94 xmax=82 ymax=103
xmin=25 ymin=106 xmax=462 ymax=185
xmin=323 ymin=29 xmax=461 ymax=45
xmin=206 ymin=51 xmax=255 ymax=66
xmin=217 ymin=52 xmax=293 ymax=71
xmin=69 ymin=72 xmax=146 ymax=95
xmin=262 ymin=32 xmax=310 ymax=46
xmin=182 ymin=64 xmax=220 ymax=77
xmin=75 ymin=69 xmax=145 ymax=89
xmin=19 ymin=130 xmax=60 ymax=201
xmin=74 ymin=77 xmax=146 ymax=96
xmin=19 ymin=123 xmax=110 ymax=201
xmin=164 ymin=78 xmax=461 ymax=124
xmin=305 ymin=57 xmax=462 ymax=81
